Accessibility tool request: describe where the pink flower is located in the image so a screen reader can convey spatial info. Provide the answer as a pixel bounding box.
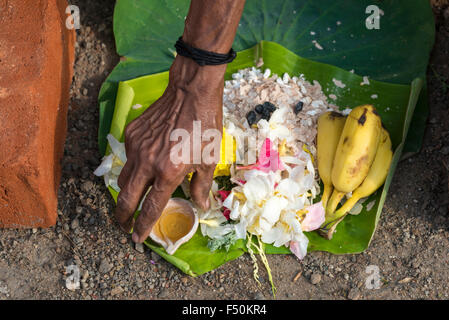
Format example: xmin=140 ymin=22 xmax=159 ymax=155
xmin=289 ymin=241 xmax=307 ymax=260
xmin=217 ymin=190 xmax=231 ymax=202
xmin=217 ymin=190 xmax=231 ymax=220
xmin=301 ymin=201 xmax=325 ymax=232
xmin=222 ymin=208 xmax=231 ymax=220
xmin=237 ymin=138 xmax=284 ymax=173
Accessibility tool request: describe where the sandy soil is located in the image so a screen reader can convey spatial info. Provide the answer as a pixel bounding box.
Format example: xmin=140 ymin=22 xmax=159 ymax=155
xmin=0 ymin=0 xmax=448 ymax=300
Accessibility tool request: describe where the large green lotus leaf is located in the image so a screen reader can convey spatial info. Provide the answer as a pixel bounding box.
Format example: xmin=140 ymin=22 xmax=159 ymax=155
xmin=101 ymin=41 xmax=422 ymax=275
xmin=98 ymin=0 xmax=433 ymax=155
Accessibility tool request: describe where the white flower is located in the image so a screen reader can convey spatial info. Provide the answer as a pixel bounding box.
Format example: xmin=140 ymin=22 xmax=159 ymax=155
xmin=257 ymin=107 xmax=291 ymax=143
xmin=94 ymin=134 xmax=127 ymax=192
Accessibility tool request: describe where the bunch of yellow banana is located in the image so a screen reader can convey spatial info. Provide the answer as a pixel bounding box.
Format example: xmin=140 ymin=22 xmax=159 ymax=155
xmin=316 ymin=105 xmax=393 ymax=239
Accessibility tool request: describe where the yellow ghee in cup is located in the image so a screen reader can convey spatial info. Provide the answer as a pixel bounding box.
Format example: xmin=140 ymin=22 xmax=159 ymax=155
xmin=153 ymin=205 xmax=193 ymax=243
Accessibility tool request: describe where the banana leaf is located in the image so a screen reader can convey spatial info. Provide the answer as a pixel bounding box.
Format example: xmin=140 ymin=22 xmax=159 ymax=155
xmin=98 ymin=0 xmax=433 ymax=276
xmin=103 ymin=41 xmax=422 ymax=275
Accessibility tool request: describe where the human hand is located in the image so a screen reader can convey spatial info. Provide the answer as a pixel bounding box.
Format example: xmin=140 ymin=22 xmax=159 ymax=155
xmin=115 ymin=56 xmax=226 ymax=243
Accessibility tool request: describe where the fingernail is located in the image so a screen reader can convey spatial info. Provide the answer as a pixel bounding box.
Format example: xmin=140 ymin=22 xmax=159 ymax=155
xmin=132 ymin=233 xmax=140 ymax=243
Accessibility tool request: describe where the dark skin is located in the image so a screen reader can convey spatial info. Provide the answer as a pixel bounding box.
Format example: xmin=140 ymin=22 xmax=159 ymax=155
xmin=115 ymin=0 xmax=246 ymax=243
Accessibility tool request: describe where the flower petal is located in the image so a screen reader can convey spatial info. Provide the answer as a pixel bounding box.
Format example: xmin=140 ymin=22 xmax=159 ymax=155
xmin=93 ymin=154 xmax=113 ymax=176
xmin=301 ymin=201 xmax=326 ymax=232
xmin=289 ymin=238 xmax=308 ymax=260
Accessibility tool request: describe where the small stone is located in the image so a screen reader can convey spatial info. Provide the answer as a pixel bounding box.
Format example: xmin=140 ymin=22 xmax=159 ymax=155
xmin=119 ymin=237 xmax=127 ymax=245
xmin=347 ymin=288 xmax=361 ymax=300
xmin=99 ymin=259 xmax=113 ymax=274
xmin=151 ymin=251 xmax=162 ymax=262
xmin=310 ymin=273 xmax=322 ymax=285
xmin=135 ymin=242 xmax=144 ymax=254
xmin=71 ymin=218 xmax=80 ymax=230
xmin=441 ymin=146 xmax=449 ymax=155
xmin=254 ymin=292 xmax=265 ymax=300
xmin=81 ymin=181 xmax=94 ymax=192
xmin=32 ymin=228 xmax=37 ymax=234
xmin=111 ymin=286 xmax=124 ymax=296
xmin=158 ymin=289 xmax=169 ymax=298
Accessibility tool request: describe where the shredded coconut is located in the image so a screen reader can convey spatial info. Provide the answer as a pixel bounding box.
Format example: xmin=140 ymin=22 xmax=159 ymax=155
xmin=222 ymin=67 xmax=341 ymax=160
xmin=361 ymin=76 xmax=370 ymax=86
xmin=332 ymin=78 xmax=346 ymax=88
xmin=366 ymin=200 xmax=376 ymax=211
xmin=312 ymin=40 xmax=323 ymax=50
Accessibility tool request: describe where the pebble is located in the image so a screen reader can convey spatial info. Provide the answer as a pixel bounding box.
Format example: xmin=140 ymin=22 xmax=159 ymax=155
xmin=158 ymin=289 xmax=169 ymax=298
xmin=71 ymin=218 xmax=80 ymax=230
xmin=254 ymin=292 xmax=265 ymax=300
xmin=81 ymin=181 xmax=94 ymax=192
xmin=441 ymin=146 xmax=449 ymax=155
xmin=135 ymin=242 xmax=144 ymax=254
xmin=119 ymin=237 xmax=127 ymax=245
xmin=99 ymin=259 xmax=113 ymax=274
xmin=347 ymin=288 xmax=361 ymax=300
xmin=310 ymin=273 xmax=322 ymax=285
xmin=151 ymin=251 xmax=162 ymax=262
xmin=111 ymin=286 xmax=124 ymax=296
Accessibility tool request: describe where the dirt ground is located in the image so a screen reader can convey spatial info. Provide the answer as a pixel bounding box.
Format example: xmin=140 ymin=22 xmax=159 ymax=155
xmin=0 ymin=1 xmax=448 ymax=300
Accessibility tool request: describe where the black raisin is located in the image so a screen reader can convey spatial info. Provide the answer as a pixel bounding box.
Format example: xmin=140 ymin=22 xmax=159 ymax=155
xmin=261 ymin=110 xmax=271 ymax=121
xmin=294 ymin=101 xmax=304 ymax=114
xmin=255 ymin=104 xmax=264 ymax=114
xmin=246 ymin=110 xmax=257 ymax=126
xmin=263 ymin=101 xmax=277 ymax=113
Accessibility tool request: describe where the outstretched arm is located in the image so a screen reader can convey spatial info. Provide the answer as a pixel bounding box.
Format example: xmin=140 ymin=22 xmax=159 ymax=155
xmin=115 ymin=0 xmax=246 ymax=243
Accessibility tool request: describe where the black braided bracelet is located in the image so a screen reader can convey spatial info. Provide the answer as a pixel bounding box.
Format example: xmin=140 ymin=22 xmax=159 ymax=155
xmin=174 ymin=37 xmax=237 ymax=66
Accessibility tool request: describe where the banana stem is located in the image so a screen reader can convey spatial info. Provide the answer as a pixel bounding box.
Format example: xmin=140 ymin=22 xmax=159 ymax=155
xmin=334 ymin=193 xmax=362 ymax=219
xmin=325 ymin=190 xmax=345 ymax=221
xmin=320 ymin=192 xmax=363 ymax=239
xmin=321 ymin=184 xmax=333 ymax=209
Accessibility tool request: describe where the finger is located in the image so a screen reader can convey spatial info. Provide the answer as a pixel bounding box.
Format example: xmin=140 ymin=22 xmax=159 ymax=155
xmin=190 ymin=165 xmax=215 ymax=211
xmin=132 ymin=175 xmax=183 ymax=243
xmin=117 ymin=160 xmax=134 ymax=190
xmin=115 ymin=165 xmax=153 ymax=233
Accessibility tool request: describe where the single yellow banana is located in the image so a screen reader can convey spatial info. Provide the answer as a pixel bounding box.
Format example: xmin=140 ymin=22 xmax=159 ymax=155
xmin=322 ymin=127 xmax=393 ymax=239
xmin=331 ymin=105 xmax=382 ymax=193
xmin=316 ymin=111 xmax=347 ymax=209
